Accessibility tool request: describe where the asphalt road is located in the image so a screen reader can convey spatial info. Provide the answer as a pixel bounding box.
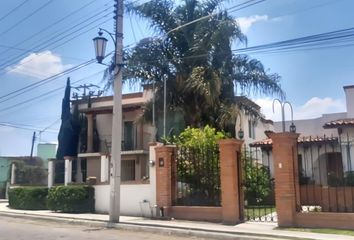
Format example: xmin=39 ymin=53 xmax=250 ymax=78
xmin=0 ymin=216 xmax=208 ymax=240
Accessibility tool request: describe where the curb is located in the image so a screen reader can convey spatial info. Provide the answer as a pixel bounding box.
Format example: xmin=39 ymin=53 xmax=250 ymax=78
xmin=0 ymin=211 xmax=312 ymax=240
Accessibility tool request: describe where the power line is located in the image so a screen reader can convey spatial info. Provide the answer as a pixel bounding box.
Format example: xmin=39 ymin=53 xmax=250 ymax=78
xmin=0 ymin=0 xmax=54 ymax=37
xmin=0 ymin=59 xmax=97 ymax=102
xmin=0 ymin=68 xmax=108 ymax=114
xmin=0 ymin=9 xmax=113 ymax=72
xmin=0 ymin=0 xmax=106 ymax=61
xmin=0 ymin=0 xmax=29 ymax=23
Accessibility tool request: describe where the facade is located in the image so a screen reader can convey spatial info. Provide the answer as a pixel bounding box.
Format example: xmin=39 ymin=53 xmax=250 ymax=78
xmin=73 ymin=87 xmax=155 ymax=185
xmin=59 ymin=88 xmax=273 ymax=215
xmin=252 ymin=85 xmax=354 ymax=185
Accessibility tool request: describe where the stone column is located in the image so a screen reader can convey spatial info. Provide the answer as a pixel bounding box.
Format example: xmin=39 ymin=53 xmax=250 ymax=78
xmin=48 ymin=159 xmax=54 ymax=188
xmin=101 ymin=155 xmax=109 ymax=183
xmin=10 ymin=163 xmax=16 ymax=185
xmin=64 ymin=157 xmax=72 ymax=186
xmin=155 ymin=145 xmax=176 ymax=217
xmin=268 ymin=132 xmax=300 ymax=227
xmin=87 ymin=113 xmax=93 ymax=153
xmin=218 ymin=139 xmax=244 ymax=225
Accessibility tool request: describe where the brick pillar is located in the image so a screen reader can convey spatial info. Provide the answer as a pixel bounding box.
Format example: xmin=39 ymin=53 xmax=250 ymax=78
xmin=155 ymin=145 xmax=176 ymax=217
xmin=268 ymin=132 xmax=300 ymax=227
xmin=218 ymin=139 xmax=243 ymax=225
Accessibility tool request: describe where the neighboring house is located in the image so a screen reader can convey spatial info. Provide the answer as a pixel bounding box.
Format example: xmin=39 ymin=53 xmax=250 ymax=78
xmin=73 ymin=86 xmax=155 ymax=185
xmin=70 ymin=90 xmax=273 ymax=186
xmin=234 ymin=96 xmax=274 ymax=146
xmin=59 ymin=85 xmax=273 ymax=214
xmin=251 ymin=85 xmax=354 ymax=185
xmin=0 ymin=157 xmax=10 ymax=198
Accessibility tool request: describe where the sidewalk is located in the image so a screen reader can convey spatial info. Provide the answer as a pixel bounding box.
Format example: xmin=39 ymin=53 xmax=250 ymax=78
xmin=0 ymin=201 xmax=353 ymax=240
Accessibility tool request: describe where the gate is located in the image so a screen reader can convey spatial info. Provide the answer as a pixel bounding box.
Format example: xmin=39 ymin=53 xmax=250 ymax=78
xmin=241 ymin=146 xmax=276 ymax=222
xmin=174 ymin=145 xmax=221 ymax=206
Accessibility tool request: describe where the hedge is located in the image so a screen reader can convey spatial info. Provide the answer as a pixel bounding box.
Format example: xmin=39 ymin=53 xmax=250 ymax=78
xmin=8 ymin=187 xmax=48 ymax=210
xmin=47 ymin=185 xmax=94 ymax=213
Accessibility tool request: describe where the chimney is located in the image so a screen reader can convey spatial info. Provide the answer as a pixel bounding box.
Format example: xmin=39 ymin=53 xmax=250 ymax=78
xmin=344 ymin=85 xmax=354 ymax=118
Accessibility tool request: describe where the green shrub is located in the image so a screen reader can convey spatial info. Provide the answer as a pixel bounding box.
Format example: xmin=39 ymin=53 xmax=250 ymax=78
xmin=8 ymin=187 xmax=48 ymax=210
xmin=47 ymin=185 xmax=94 ymax=213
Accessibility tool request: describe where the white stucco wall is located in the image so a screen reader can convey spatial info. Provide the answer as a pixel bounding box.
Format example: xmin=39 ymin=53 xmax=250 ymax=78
xmin=93 ymin=145 xmax=158 ymax=216
xmin=235 ymin=111 xmax=274 ymax=146
xmin=344 ymin=86 xmax=354 ymax=118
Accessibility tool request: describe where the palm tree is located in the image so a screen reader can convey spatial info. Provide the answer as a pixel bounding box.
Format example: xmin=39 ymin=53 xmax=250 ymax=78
xmin=105 ymin=0 xmax=284 ymax=137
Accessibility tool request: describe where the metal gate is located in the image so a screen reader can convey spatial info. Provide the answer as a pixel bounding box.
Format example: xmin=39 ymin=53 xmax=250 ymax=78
xmin=240 ymin=146 xmax=276 ymax=222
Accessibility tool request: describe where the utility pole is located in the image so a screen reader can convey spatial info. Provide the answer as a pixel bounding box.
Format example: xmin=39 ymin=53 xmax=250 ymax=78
xmin=30 ymin=131 xmax=36 ymax=160
xmin=109 ymin=0 xmax=123 ymax=223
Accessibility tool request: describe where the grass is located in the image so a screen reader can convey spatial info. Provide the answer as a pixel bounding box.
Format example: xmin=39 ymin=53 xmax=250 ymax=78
xmin=244 ymin=205 xmax=276 ymax=219
xmin=279 ymin=227 xmax=354 ymax=236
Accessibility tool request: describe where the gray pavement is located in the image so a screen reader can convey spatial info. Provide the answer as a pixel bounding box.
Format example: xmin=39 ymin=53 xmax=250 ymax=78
xmin=0 ymin=201 xmax=353 ymax=240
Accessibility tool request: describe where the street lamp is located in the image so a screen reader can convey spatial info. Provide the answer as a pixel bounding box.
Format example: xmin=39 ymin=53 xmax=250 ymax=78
xmin=93 ymin=31 xmax=108 ymax=64
xmin=92 ymin=0 xmax=123 ymax=223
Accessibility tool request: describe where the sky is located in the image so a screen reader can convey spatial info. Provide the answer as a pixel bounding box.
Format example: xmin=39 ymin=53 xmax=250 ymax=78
xmin=0 ymin=0 xmax=353 ymax=156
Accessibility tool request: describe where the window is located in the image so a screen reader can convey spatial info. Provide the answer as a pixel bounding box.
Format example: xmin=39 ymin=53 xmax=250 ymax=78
xmin=248 ymin=120 xmax=256 ymax=139
xmin=123 ymin=121 xmax=135 ymax=151
xmin=121 ymin=159 xmax=135 ymax=181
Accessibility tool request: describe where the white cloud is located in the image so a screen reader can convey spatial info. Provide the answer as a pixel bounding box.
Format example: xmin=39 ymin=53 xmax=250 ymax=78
xmin=254 ymin=97 xmax=346 ymax=121
xmin=236 ymin=15 xmax=269 ymax=33
xmin=6 ymin=51 xmax=71 ymax=79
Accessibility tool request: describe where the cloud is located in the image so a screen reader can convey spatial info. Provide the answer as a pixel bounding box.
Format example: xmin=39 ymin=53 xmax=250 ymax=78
xmin=236 ymin=15 xmax=269 ymax=33
xmin=254 ymin=97 xmax=346 ymax=121
xmin=6 ymin=51 xmax=71 ymax=79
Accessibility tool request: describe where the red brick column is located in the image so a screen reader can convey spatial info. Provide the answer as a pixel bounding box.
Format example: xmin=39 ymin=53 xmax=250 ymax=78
xmin=155 ymin=145 xmax=176 ymax=216
xmin=218 ymin=139 xmax=244 ymax=225
xmin=268 ymin=132 xmax=300 ymax=227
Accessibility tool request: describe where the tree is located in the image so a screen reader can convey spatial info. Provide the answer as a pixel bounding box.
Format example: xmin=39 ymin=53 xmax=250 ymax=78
xmin=105 ymin=0 xmax=284 ymax=137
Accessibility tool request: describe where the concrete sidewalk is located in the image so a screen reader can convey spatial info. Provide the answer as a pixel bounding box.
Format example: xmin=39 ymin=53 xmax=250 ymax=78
xmin=0 ymin=201 xmax=353 ymax=240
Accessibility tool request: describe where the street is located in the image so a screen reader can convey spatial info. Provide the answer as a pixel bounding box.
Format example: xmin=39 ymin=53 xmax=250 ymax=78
xmin=0 ymin=216 xmax=208 ymax=240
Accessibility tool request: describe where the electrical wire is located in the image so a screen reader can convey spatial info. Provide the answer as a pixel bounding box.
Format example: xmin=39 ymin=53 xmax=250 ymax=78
xmin=0 ymin=9 xmax=113 ymax=71
xmin=0 ymin=0 xmax=29 ymax=23
xmin=0 ymin=0 xmax=106 ymax=60
xmin=0 ymin=0 xmax=54 ymax=37
xmin=0 ymin=68 xmax=108 ymax=115
xmin=0 ymin=59 xmax=97 ymax=102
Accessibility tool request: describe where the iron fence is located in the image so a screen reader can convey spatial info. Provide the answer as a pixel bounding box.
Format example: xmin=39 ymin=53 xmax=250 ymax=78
xmin=174 ymin=145 xmax=221 ymax=206
xmin=242 ymin=146 xmax=276 ymax=222
xmin=298 ymin=135 xmax=354 ymax=213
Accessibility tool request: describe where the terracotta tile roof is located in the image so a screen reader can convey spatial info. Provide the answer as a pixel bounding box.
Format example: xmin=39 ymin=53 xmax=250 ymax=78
xmin=323 ymin=118 xmax=354 ymax=128
xmin=250 ymin=136 xmax=338 ymax=147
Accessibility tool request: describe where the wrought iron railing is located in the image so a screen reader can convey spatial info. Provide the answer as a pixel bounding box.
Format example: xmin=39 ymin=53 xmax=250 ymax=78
xmin=174 ymin=145 xmax=221 ymax=206
xmin=298 ymin=135 xmax=354 ymax=213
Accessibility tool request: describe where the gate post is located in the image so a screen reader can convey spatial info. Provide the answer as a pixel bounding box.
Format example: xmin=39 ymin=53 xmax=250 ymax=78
xmin=218 ymin=139 xmax=243 ymax=225
xmin=155 ymin=145 xmax=176 ymax=217
xmin=268 ymin=132 xmax=300 ymax=227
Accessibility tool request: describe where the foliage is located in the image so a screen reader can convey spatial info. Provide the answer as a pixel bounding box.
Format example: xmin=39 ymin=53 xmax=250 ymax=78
xmin=104 ymin=0 xmax=284 ymax=138
xmin=242 ymin=152 xmax=273 ymax=205
xmin=56 ymin=79 xmax=81 ymax=160
xmin=47 ymin=185 xmax=94 ymax=213
xmin=173 ymin=125 xmax=226 ymax=147
xmin=8 ymin=187 xmax=48 ymax=210
xmin=173 ymin=126 xmax=226 ymax=206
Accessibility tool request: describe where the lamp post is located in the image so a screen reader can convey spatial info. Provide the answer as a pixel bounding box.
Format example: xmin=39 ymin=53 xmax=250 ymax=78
xmin=92 ymin=0 xmax=123 ymax=223
xmin=272 ymin=99 xmax=296 ymax=133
